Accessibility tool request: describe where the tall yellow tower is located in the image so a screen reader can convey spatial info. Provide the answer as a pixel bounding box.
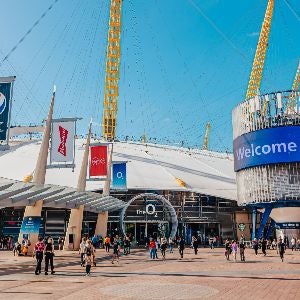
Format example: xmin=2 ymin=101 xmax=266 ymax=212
xmin=246 ymin=0 xmax=274 ymax=100
xmin=102 ymin=0 xmax=123 ymax=140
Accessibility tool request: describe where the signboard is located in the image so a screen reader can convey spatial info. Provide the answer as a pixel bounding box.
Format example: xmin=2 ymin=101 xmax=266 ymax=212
xmin=89 ymin=145 xmax=108 ymax=177
xmin=112 ymin=162 xmax=127 ymax=190
xmin=20 ymin=216 xmax=41 ymax=234
xmin=136 ymin=203 xmax=158 ymax=218
xmin=50 ymin=120 xmax=75 ymax=164
xmin=0 ymin=77 xmax=15 ymax=141
xmin=238 ymin=223 xmax=246 ymax=231
xmin=233 ymin=126 xmax=300 ymax=171
xmin=276 ymin=222 xmax=300 ymax=229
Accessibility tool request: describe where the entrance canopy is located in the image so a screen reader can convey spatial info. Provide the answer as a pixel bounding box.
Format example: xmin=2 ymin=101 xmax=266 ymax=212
xmin=0 ymin=177 xmax=125 ymax=213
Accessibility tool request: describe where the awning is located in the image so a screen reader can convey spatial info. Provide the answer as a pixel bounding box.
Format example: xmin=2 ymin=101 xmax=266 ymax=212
xmin=0 ymin=177 xmax=125 ymax=213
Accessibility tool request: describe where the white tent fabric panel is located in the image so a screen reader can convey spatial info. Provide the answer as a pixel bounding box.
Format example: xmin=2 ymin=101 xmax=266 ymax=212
xmin=0 ymin=140 xmax=237 ymax=200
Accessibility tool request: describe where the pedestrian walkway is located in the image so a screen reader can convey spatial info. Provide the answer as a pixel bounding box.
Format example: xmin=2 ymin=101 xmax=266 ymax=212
xmin=0 ymin=247 xmax=299 ymax=299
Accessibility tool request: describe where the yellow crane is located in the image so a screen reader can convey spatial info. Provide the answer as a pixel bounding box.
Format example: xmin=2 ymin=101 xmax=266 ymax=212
xmin=102 ymin=0 xmax=123 ymax=140
xmin=246 ymin=0 xmax=274 ymax=100
xmin=287 ymin=61 xmax=300 ymax=113
xmin=202 ymin=122 xmax=211 ymax=150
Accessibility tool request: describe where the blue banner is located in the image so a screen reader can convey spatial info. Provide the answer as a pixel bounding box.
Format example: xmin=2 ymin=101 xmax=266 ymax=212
xmin=112 ymin=162 xmax=127 ymax=190
xmin=0 ymin=81 xmax=12 ymax=141
xmin=276 ymin=222 xmax=300 ymax=229
xmin=20 ymin=216 xmax=41 ymax=234
xmin=233 ymin=126 xmax=300 ymax=171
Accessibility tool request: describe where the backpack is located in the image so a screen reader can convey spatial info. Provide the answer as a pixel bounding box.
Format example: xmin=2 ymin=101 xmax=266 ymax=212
xmin=86 ymin=247 xmax=92 ymax=256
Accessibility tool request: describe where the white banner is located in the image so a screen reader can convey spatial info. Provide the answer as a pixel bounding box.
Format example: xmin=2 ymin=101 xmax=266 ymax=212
xmin=50 ymin=120 xmax=75 ymax=163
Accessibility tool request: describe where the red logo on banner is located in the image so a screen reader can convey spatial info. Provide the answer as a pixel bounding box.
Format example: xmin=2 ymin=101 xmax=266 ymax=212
xmin=57 ymin=126 xmax=68 ymax=156
xmin=90 ymin=145 xmax=108 ymax=176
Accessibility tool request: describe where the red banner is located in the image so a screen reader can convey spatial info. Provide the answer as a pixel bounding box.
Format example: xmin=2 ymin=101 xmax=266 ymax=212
xmin=57 ymin=126 xmax=68 ymax=156
xmin=89 ymin=145 xmax=108 ymax=176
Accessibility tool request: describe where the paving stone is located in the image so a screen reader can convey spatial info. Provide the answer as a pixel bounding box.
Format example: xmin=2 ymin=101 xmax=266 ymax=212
xmin=0 ymin=247 xmax=299 ymax=300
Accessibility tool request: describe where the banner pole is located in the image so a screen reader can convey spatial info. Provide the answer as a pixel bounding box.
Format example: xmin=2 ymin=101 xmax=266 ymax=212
xmin=49 ymin=120 xmax=53 ymax=165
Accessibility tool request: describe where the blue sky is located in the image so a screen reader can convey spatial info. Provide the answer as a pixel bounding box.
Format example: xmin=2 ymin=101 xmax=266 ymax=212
xmin=0 ymin=0 xmax=299 ymax=152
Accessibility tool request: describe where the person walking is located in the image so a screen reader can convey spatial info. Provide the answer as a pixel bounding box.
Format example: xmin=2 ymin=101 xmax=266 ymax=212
xmin=225 ymin=238 xmax=231 ymax=260
xmin=112 ymin=239 xmax=120 ymax=264
xmin=192 ymin=236 xmax=198 ymax=255
xmin=92 ymin=235 xmax=98 ymax=249
xmin=13 ymin=241 xmax=21 ymax=256
xmin=240 ymin=234 xmax=245 ymax=244
xmin=161 ymin=239 xmax=167 ymax=260
xmin=239 ymin=240 xmax=245 ymax=262
xmin=291 ymin=237 xmax=296 ymax=251
xmin=126 ymin=236 xmax=131 ymax=254
xmin=231 ymin=240 xmax=238 ymax=262
xmin=278 ymin=238 xmax=286 ymax=262
xmin=253 ymin=238 xmax=259 ymax=255
xmin=213 ymin=237 xmax=217 ymax=248
xmin=169 ymin=237 xmax=174 ymax=253
xmin=149 ymin=238 xmax=156 ymax=260
xmin=271 ymin=239 xmax=277 ymax=250
xmin=261 ymin=239 xmax=267 ymax=256
xmin=44 ymin=237 xmax=55 ymax=275
xmin=84 ymin=241 xmax=93 ymax=276
xmin=178 ymin=237 xmax=185 ymax=259
xmin=34 ymin=237 xmax=45 ymax=275
xmin=79 ymin=237 xmax=86 ymax=267
xmin=209 ymin=237 xmax=214 ymax=249
xmin=123 ymin=236 xmax=130 ymax=255
xmin=58 ymin=236 xmax=64 ymax=251
xmin=104 ymin=236 xmax=111 ymax=253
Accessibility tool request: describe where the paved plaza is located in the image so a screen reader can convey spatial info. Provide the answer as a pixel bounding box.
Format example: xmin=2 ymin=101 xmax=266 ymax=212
xmin=0 ymin=247 xmax=299 ymax=300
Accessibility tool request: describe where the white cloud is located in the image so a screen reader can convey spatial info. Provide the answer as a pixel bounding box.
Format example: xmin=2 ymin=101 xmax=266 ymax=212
xmin=247 ymin=32 xmax=260 ymax=37
xmin=163 ymin=118 xmax=171 ymax=123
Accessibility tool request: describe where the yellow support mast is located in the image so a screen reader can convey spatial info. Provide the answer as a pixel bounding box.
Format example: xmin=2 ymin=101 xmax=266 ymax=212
xmin=287 ymin=61 xmax=300 ymax=113
xmin=202 ymin=122 xmax=211 ymax=150
xmin=246 ymin=0 xmax=274 ymax=100
xmin=102 ymin=0 xmax=123 ymax=140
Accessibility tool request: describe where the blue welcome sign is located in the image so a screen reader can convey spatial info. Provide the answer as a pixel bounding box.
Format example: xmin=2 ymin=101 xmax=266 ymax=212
xmin=233 ymin=126 xmax=300 ymax=172
xmin=20 ymin=216 xmax=41 ymax=234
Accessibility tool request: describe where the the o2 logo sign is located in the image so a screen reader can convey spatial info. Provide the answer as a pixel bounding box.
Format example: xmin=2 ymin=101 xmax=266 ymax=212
xmin=136 ymin=203 xmax=158 ymax=218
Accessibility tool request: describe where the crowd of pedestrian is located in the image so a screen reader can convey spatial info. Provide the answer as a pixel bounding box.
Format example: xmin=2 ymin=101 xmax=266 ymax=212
xmin=221 ymin=234 xmax=300 ymax=263
xmin=3 ymin=232 xmax=300 ymax=277
xmin=80 ymin=234 xmax=134 ymax=274
xmin=146 ymin=236 xmax=188 ymax=260
xmin=0 ymin=236 xmax=14 ymax=250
